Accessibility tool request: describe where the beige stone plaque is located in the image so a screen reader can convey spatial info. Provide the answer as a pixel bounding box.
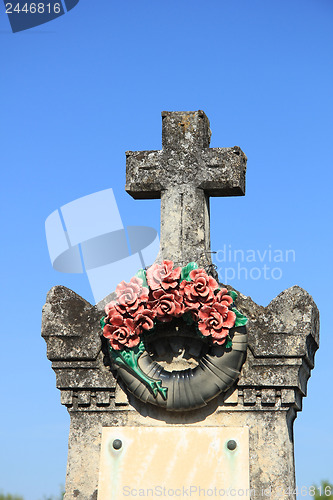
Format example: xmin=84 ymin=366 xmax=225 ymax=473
xmin=98 ymin=427 xmax=250 ymax=499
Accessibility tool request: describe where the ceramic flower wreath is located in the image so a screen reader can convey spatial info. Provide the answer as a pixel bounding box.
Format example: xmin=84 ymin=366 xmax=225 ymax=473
xmin=100 ymin=261 xmax=247 ymax=399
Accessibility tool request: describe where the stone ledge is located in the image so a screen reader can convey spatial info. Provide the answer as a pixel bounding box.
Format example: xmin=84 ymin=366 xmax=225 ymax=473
xmin=60 ymin=389 xmax=116 ymax=409
xmin=60 ymin=386 xmax=303 ymax=413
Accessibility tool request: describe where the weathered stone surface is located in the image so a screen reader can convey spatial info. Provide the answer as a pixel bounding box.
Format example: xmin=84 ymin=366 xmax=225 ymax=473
xmin=125 ymin=111 xmax=247 ymax=270
xmin=42 ymin=286 xmax=101 ymax=360
xmin=42 ymin=286 xmax=117 ymax=395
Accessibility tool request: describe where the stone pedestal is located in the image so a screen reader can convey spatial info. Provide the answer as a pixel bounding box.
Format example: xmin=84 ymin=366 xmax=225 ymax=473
xmin=42 ymin=283 xmax=319 ymax=500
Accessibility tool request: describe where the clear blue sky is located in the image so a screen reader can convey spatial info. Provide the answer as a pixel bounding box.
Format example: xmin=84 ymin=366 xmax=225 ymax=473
xmin=1 ymin=1 xmax=332 ymax=498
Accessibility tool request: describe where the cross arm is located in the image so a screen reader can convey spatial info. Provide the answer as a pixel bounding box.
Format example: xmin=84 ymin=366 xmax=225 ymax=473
xmin=199 ymin=146 xmax=247 ymax=196
xmin=125 ymin=150 xmax=163 ymax=199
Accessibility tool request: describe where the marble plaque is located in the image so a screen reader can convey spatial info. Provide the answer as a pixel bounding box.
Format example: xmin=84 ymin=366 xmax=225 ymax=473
xmin=98 ymin=427 xmax=250 ymax=499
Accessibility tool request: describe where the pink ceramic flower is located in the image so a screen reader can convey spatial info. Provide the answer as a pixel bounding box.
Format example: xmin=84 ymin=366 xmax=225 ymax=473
xmin=146 ymin=260 xmax=181 ymax=291
xmin=103 ymin=316 xmax=140 ymax=350
xmin=105 ymin=301 xmax=119 ymax=319
xmin=112 ymin=276 xmax=148 ymax=316
xmin=198 ymin=303 xmax=236 ymax=345
xmin=180 ymin=268 xmax=218 ymax=310
xmin=215 ymin=288 xmax=233 ymax=307
xmin=150 ymin=289 xmax=184 ymax=322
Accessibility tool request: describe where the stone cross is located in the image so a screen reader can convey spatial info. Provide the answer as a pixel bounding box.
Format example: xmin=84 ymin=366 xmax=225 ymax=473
xmin=126 ymin=110 xmax=247 ymax=269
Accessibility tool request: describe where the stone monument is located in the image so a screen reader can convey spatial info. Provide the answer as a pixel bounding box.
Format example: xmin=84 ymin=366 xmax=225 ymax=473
xmin=42 ymin=111 xmax=319 ymax=500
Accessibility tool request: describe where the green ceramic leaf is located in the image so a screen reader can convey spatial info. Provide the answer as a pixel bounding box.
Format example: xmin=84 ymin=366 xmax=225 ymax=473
xmin=135 ymin=268 xmax=148 ymax=288
xmin=180 ymin=262 xmax=199 ymax=282
xmin=100 ymin=316 xmax=107 ymax=329
xmin=109 ymin=341 xmax=168 ymax=400
xmin=228 ymin=290 xmax=238 ymax=302
xmin=109 ymin=340 xmax=145 ymax=368
xmin=232 ymin=307 xmax=248 ymax=327
xmin=108 ymin=348 xmax=127 ymax=369
xmin=225 ymin=337 xmax=233 ymax=349
xmin=121 ymin=340 xmax=146 ymax=366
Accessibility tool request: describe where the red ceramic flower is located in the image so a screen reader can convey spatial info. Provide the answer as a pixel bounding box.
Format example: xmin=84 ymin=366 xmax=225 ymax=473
xmin=112 ymin=276 xmax=148 ymax=316
xmin=180 ymin=268 xmax=218 ymax=311
xmin=146 ymin=260 xmax=181 ymax=291
xmin=103 ymin=315 xmax=140 ymax=350
xmin=150 ymin=289 xmax=184 ymax=322
xmin=134 ymin=309 xmax=156 ymax=333
xmin=105 ymin=299 xmax=147 ymax=320
xmin=198 ymin=303 xmax=236 ymax=345
xmin=102 ymin=263 xmax=241 ymax=351
xmin=215 ymin=288 xmax=233 ymax=307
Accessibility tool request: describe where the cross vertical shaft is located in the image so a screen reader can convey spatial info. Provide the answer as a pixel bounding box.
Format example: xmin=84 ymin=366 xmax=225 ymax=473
xmin=126 ymin=111 xmax=247 ymax=270
xmin=160 ymin=186 xmax=210 ymax=267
